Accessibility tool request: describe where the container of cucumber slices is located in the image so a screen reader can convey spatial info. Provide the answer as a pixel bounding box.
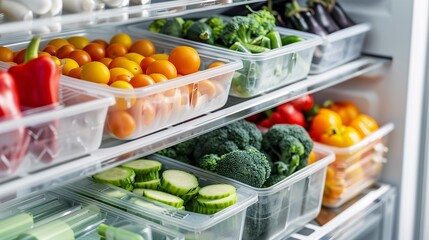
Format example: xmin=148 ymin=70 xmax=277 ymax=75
xmin=67 ymin=157 xmax=258 ymax=240
xmin=0 ymin=189 xmax=185 ymax=240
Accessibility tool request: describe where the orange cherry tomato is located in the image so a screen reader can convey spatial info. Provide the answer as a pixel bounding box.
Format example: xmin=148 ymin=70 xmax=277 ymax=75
xmin=69 ymin=49 xmax=92 ymax=66
xmin=43 ymin=45 xmax=58 ymax=56
xmin=98 ymin=57 xmax=112 ymax=67
xmin=129 ymin=74 xmax=155 ymax=88
xmin=0 ymin=46 xmax=14 ymax=62
xmin=196 ymin=80 xmax=217 ymax=98
xmin=110 ymin=33 xmax=133 ymax=50
xmin=56 ymin=44 xmax=76 ymax=59
xmin=14 ymin=49 xmax=26 ymax=64
xmin=129 ymin=39 xmax=156 ymax=57
xmin=140 ymin=56 xmax=156 ymax=73
xmin=208 ymin=61 xmax=224 ymax=68
xmin=149 ymin=73 xmax=168 ymax=83
xmin=106 ymin=43 xmax=128 ymax=58
xmin=62 ymin=58 xmax=79 ymax=75
xmin=168 ymin=46 xmax=200 ymax=75
xmin=67 ymin=67 xmax=82 ymax=79
xmin=107 ymin=111 xmax=136 ymax=139
xmin=92 ymin=39 xmax=109 ymax=49
xmin=146 ymin=60 xmax=177 ymax=79
xmin=108 ymin=56 xmax=129 ymax=69
xmin=38 ymin=51 xmax=51 ymax=57
xmin=83 ymin=43 xmax=106 ymax=61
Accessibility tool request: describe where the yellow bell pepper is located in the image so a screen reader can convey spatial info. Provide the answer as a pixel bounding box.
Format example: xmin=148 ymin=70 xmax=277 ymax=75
xmin=349 ymin=114 xmax=379 ymax=138
xmin=320 ymin=126 xmax=362 ymax=147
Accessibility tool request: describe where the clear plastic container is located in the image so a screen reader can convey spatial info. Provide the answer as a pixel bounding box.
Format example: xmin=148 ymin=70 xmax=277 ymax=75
xmin=66 ymin=155 xmax=258 ymax=240
xmin=0 ymin=190 xmax=184 ymax=240
xmin=0 ymin=76 xmax=114 ymax=182
xmin=126 ymin=22 xmax=322 ymax=98
xmin=310 ymin=23 xmax=371 ymax=74
xmin=319 ymin=123 xmax=394 ymax=208
xmin=2 ymin=28 xmax=242 ymax=140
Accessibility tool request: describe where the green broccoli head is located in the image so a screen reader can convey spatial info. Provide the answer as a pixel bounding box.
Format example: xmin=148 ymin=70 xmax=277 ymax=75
xmin=198 ymin=154 xmax=220 ymax=172
xmin=149 ymin=19 xmax=167 ymax=33
xmin=221 ymin=16 xmax=254 ymax=46
xmin=262 ymin=174 xmax=287 ymax=188
xmin=174 ymin=138 xmax=197 ymax=157
xmin=205 ymin=16 xmax=224 ymax=40
xmin=157 ymin=148 xmax=177 ymax=159
xmin=246 ymin=7 xmax=276 ymax=36
xmin=262 ymin=124 xmax=313 ymax=176
xmin=238 ymin=120 xmax=263 ymax=150
xmin=217 ymin=149 xmax=271 ymax=188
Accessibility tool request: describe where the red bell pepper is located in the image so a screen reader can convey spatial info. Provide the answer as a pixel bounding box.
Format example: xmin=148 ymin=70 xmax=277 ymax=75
xmin=258 ymin=118 xmax=275 ymax=129
xmin=8 ymin=37 xmax=60 ymax=109
xmin=276 ymin=103 xmax=306 ymax=127
xmin=0 ymin=71 xmax=28 ymax=172
xmin=290 ymin=94 xmax=314 ymax=111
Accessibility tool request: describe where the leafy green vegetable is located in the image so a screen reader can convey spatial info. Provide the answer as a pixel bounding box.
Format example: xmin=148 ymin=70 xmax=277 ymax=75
xmin=246 ymin=6 xmax=276 ymax=37
xmin=148 ymin=19 xmax=167 ymax=33
xmin=205 ymin=16 xmax=225 ymax=40
xmin=221 ymin=16 xmax=254 ymax=46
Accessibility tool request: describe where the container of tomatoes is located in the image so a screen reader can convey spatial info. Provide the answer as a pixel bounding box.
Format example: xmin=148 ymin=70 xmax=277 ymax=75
xmin=1 ymin=28 xmax=242 ymax=140
xmin=309 ymin=89 xmax=394 ymax=208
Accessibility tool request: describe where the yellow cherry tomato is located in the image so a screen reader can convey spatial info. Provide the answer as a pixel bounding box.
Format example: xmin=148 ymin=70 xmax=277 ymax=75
xmin=62 ymin=58 xmax=80 ymax=75
xmin=110 ymin=80 xmax=136 ymax=110
xmin=109 ymin=67 xmax=134 ymax=84
xmin=80 ymin=61 xmax=110 ymax=84
xmin=113 ymin=59 xmax=142 ymax=75
xmin=124 ymin=52 xmax=144 ymax=64
xmin=50 ymin=56 xmax=61 ymax=66
xmin=47 ymin=38 xmax=69 ymax=49
xmin=110 ymin=33 xmax=133 ymax=50
xmin=150 ymin=53 xmax=169 ymax=60
xmin=67 ymin=36 xmax=90 ymax=49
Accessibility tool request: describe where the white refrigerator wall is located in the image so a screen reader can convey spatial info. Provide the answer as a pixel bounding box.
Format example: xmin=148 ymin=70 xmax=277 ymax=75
xmin=334 ymin=0 xmax=429 ymax=239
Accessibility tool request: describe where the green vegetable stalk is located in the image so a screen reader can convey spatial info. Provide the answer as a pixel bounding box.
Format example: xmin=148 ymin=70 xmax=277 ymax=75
xmin=98 ymin=224 xmax=144 ymax=240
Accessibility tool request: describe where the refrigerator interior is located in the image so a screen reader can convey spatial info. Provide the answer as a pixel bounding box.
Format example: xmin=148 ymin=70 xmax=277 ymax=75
xmin=0 ymin=0 xmax=427 ymax=239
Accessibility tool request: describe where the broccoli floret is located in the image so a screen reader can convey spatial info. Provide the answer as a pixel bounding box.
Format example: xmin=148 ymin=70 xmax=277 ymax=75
xmin=262 ymin=174 xmax=287 ymax=187
xmin=157 ymin=148 xmax=177 ymax=159
xmin=221 ymin=16 xmax=255 ymax=46
xmin=198 ymin=154 xmax=220 ymax=172
xmin=238 ymin=119 xmax=263 ymax=150
xmin=216 ymin=149 xmax=271 ymax=188
xmin=246 ymin=6 xmax=276 ymax=36
xmin=149 ymin=19 xmax=167 ymax=33
xmin=174 ymin=138 xmax=197 ymax=157
xmin=205 ymin=16 xmax=224 ymax=40
xmin=262 ymin=124 xmax=313 ymax=176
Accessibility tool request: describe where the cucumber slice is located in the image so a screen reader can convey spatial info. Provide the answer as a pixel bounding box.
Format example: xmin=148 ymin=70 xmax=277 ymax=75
xmin=93 ymin=167 xmax=135 ymax=188
xmin=123 ymin=184 xmax=134 ymax=191
xmin=195 ymin=205 xmax=222 ymax=215
xmin=197 ymin=193 xmax=237 ymax=209
xmin=105 ymin=189 xmax=127 ymax=199
xmin=143 ymin=189 xmax=184 ymax=208
xmin=98 ymin=223 xmax=144 ymax=240
xmin=198 ymin=184 xmax=236 ymax=200
xmin=122 ymin=159 xmax=162 ymax=175
xmin=179 ymin=186 xmax=200 ymax=203
xmin=160 ymin=170 xmax=199 ymax=196
xmin=134 ymin=179 xmax=160 ymax=190
xmin=135 ymin=171 xmax=159 ymax=182
xmin=132 ymin=188 xmax=145 ymax=196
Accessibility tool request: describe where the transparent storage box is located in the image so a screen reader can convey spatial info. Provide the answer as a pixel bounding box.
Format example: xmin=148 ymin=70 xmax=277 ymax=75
xmin=318 ymin=123 xmax=394 ymax=208
xmin=66 ymin=155 xmax=258 ymax=240
xmin=0 ymin=74 xmax=114 ymax=182
xmin=2 ymin=28 xmax=242 ymax=140
xmin=126 ymin=22 xmax=322 ymax=98
xmin=0 ymin=189 xmax=184 ymax=240
xmin=310 ymin=23 xmax=371 ymax=74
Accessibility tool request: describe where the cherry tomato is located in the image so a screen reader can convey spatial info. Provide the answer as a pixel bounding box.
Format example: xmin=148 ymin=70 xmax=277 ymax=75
xmin=129 ymin=39 xmax=156 ymax=57
xmin=208 ymin=61 xmax=224 ymax=68
xmin=50 ymin=56 xmax=61 ymax=66
xmin=92 ymin=39 xmax=109 ymax=49
xmin=150 ymin=53 xmax=169 ymax=60
xmin=67 ymin=36 xmax=90 ymax=49
xmin=168 ymin=46 xmax=200 ymax=75
xmin=14 ymin=49 xmax=26 ymax=64
xmin=140 ymin=56 xmax=156 ymax=73
xmin=67 ymin=67 xmax=82 ymax=79
xmin=38 ymin=51 xmax=51 ymax=57
xmin=106 ymin=43 xmax=128 ymax=58
xmin=80 ymin=61 xmax=110 ymax=84
xmin=113 ymin=59 xmax=142 ymax=75
xmin=129 ymin=74 xmax=155 ymax=88
xmin=107 ymin=111 xmax=136 ymax=139
xmin=124 ymin=52 xmax=144 ymax=64
xmin=69 ymin=49 xmax=92 ymax=66
xmin=108 ymin=56 xmax=129 ymax=69
xmin=98 ymin=57 xmax=112 ymax=67
xmin=83 ymin=43 xmax=105 ymax=61
xmin=109 ymin=67 xmax=134 ymax=84
xmin=110 ymin=33 xmax=133 ymax=50
xmin=47 ymin=38 xmax=69 ymax=49
xmin=0 ymin=46 xmax=14 ymax=62
xmin=149 ymin=73 xmax=168 ymax=83
xmin=110 ymin=80 xmax=136 ymax=110
xmin=146 ymin=60 xmax=177 ymax=79
xmin=56 ymin=44 xmax=76 ymax=59
xmin=62 ymin=58 xmax=79 ymax=75
xmin=197 ymin=80 xmax=217 ymax=98
xmin=43 ymin=45 xmax=58 ymax=56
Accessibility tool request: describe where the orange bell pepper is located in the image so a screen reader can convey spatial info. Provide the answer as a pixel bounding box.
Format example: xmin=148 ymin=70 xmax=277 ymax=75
xmin=319 ymin=126 xmax=362 ymax=147
xmin=324 ymin=100 xmax=360 ymax=125
xmin=309 ymin=108 xmax=342 ymax=141
xmin=349 ymin=114 xmax=379 ymax=138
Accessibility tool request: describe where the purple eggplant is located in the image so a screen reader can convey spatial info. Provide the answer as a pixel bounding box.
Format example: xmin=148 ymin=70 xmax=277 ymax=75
xmin=285 ymin=0 xmax=328 ymax=36
xmin=308 ymin=1 xmax=339 ymax=33
xmin=328 ymin=1 xmax=355 ymax=28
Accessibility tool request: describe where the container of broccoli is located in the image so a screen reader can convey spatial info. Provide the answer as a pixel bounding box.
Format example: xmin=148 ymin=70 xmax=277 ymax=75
xmin=128 ymin=11 xmax=323 ymax=98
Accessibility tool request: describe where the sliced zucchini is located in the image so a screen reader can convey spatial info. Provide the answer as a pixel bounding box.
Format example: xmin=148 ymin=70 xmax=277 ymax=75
xmin=135 ymin=171 xmax=159 ymax=182
xmin=122 ymin=159 xmax=162 ymax=175
xmin=179 ymin=186 xmax=200 ymax=203
xmin=132 ymin=188 xmax=145 ymax=196
xmin=198 ymin=184 xmax=236 ymax=200
xmin=134 ymin=179 xmax=160 ymax=190
xmin=197 ymin=193 xmax=237 ymax=209
xmin=160 ymin=170 xmax=199 ymax=196
xmin=93 ymin=167 xmax=135 ymax=188
xmin=143 ymin=189 xmax=184 ymax=208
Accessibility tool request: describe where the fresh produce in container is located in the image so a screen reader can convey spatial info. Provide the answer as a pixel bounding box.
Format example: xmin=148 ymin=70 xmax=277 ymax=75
xmin=92 ymin=159 xmax=238 ymax=214
xmin=285 ymin=0 xmax=328 ymax=36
